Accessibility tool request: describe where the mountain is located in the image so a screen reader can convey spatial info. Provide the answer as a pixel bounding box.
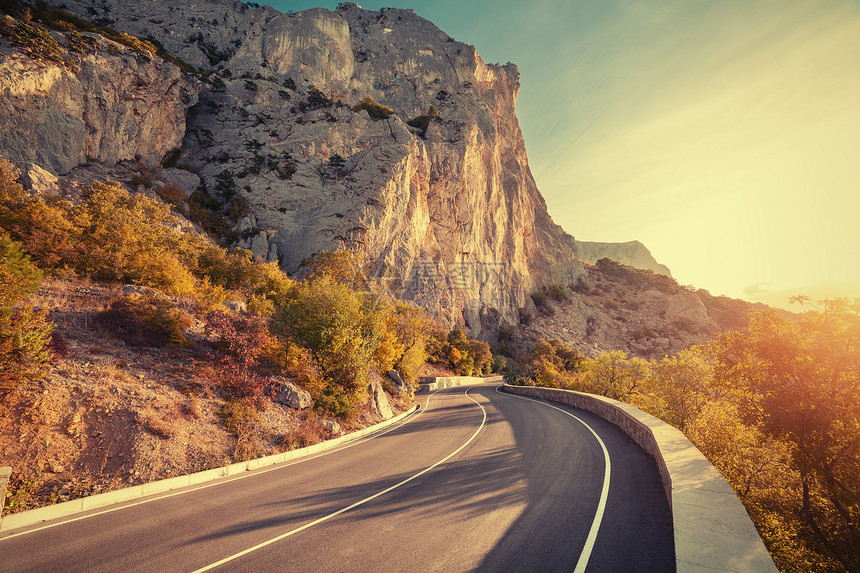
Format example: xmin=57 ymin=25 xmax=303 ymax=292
xmin=576 ymin=240 xmax=672 ymax=277
xmin=0 ymin=0 xmax=584 ymax=336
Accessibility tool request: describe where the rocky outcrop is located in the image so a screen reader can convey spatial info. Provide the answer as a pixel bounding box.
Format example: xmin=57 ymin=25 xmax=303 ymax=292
xmin=272 ymin=379 xmax=312 ymax=409
xmin=39 ymin=0 xmax=583 ymax=336
xmin=0 ymin=29 xmax=197 ymax=175
xmin=369 ymin=378 xmax=394 ymax=420
xmin=577 ymin=240 xmax=672 ymax=277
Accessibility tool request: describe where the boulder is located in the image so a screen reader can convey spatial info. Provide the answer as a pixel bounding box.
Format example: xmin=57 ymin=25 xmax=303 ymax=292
xmin=272 ymin=379 xmax=313 ymax=409
xmin=322 ymin=420 xmax=341 ymax=435
xmin=155 ymin=168 xmax=201 ymax=196
xmin=369 ymin=377 xmax=394 ymax=420
xmin=220 ymin=300 xmax=247 ymax=313
xmin=21 ymin=164 xmax=59 ymax=195
xmin=388 ymin=369 xmax=412 ymax=396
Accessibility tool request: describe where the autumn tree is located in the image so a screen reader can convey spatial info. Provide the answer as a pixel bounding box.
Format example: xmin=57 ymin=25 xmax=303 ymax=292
xmin=710 ymin=301 xmax=860 ymax=570
xmin=577 ymin=350 xmax=649 ymax=401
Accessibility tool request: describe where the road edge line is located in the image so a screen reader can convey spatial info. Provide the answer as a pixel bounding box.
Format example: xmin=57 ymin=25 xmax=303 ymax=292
xmin=0 ymin=403 xmax=421 ymax=535
xmin=192 ymin=387 xmax=488 ymax=572
xmin=494 ymin=385 xmax=611 ymax=573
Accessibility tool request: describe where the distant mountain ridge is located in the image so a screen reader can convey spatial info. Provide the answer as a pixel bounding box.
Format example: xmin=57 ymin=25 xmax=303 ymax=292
xmin=576 ymin=240 xmax=672 ymax=277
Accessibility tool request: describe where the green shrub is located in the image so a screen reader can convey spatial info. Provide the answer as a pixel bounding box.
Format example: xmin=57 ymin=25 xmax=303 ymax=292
xmin=217 ymin=398 xmax=262 ymax=461
xmin=548 ymin=283 xmax=569 ymax=302
xmin=530 ymin=290 xmax=547 ymax=307
xmin=406 ymin=106 xmax=438 ymax=133
xmin=161 ymin=148 xmax=182 ymax=168
xmin=351 ymin=96 xmax=394 ymax=119
xmin=0 ymin=234 xmax=54 ymax=395
xmin=2 ymin=21 xmax=68 ymax=68
xmin=306 ymin=85 xmax=332 ymax=108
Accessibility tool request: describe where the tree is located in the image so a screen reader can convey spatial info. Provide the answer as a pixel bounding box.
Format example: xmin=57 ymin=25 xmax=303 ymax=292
xmin=0 ymin=235 xmax=53 ymax=396
xmin=710 ymin=302 xmax=860 ymax=570
xmin=279 ymin=276 xmax=382 ymax=416
xmin=645 ymin=348 xmax=717 ymax=430
xmin=578 ymin=350 xmax=649 ymax=401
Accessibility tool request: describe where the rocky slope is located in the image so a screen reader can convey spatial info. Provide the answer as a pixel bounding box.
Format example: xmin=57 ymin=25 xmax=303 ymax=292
xmin=576 ymin=240 xmax=672 ymax=277
xmin=517 ymin=263 xmax=771 ymax=359
xmin=3 ymin=0 xmax=583 ymax=336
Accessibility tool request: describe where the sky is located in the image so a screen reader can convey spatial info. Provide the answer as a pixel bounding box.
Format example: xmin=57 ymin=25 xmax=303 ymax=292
xmin=270 ymin=0 xmax=860 ymax=307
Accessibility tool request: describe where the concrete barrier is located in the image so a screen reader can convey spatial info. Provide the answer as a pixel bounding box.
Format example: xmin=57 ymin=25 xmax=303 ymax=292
xmin=501 ymin=384 xmax=777 ymax=573
xmin=419 ymin=375 xmax=503 ymax=392
xmin=0 ymin=405 xmax=418 ymax=533
xmin=0 ymin=466 xmax=10 ymax=517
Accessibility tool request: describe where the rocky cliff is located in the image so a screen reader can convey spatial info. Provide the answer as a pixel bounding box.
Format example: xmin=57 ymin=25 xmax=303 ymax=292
xmin=0 ymin=19 xmax=197 ymax=174
xmin=3 ymin=0 xmax=583 ymax=335
xmin=577 ymin=240 xmax=672 ymax=277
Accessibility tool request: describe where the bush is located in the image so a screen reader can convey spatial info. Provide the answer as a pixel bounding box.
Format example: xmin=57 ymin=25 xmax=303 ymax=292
xmin=1 ymin=20 xmax=69 ymax=69
xmin=96 ymin=293 xmax=191 ymax=347
xmin=205 ymin=310 xmax=271 ymax=399
xmin=161 ymin=148 xmax=182 ymax=169
xmin=328 ymin=154 xmax=345 ymax=168
xmin=548 ymin=283 xmax=569 ymax=302
xmin=406 ymin=106 xmax=438 ymax=134
xmin=351 ymin=96 xmax=394 ymax=119
xmin=306 ymin=85 xmax=332 ymax=108
xmin=632 ymin=322 xmax=656 ymax=340
xmin=530 ymin=290 xmax=547 ymax=307
xmin=0 ymin=235 xmax=54 ymax=395
xmin=218 ymin=398 xmax=262 ymax=461
xmin=595 ymin=258 xmax=680 ymax=294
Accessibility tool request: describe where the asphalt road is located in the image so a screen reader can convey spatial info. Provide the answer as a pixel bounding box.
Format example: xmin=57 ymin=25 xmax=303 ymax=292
xmin=0 ymin=383 xmax=674 ymax=572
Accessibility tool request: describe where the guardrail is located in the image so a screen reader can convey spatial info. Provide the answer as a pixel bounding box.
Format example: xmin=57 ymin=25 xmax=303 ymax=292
xmin=419 ymin=375 xmax=503 ymax=391
xmin=501 ymin=384 xmax=777 ymax=573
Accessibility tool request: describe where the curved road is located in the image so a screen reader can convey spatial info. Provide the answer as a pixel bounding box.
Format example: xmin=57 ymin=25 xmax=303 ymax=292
xmin=1 ymin=383 xmax=674 ymax=572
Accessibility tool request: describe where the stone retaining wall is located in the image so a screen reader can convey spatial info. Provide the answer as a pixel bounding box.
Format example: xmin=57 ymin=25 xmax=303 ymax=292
xmin=502 ymin=384 xmax=777 ymax=573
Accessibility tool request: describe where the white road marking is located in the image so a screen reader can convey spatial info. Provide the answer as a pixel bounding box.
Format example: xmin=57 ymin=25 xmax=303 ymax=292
xmin=192 ymin=388 xmax=488 ymax=572
xmin=0 ymin=391 xmax=442 ymax=541
xmin=494 ymin=386 xmax=611 ymax=573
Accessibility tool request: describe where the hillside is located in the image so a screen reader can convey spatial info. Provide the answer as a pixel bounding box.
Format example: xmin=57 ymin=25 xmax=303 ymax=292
xmin=511 ymin=258 xmax=771 ymax=360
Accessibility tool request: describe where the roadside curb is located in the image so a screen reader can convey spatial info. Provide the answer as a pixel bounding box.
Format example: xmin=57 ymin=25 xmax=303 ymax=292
xmin=0 ymin=405 xmax=418 ymax=534
xmin=0 ymin=466 xmax=10 ymax=517
xmin=500 ymin=384 xmax=777 ymax=573
xmin=419 ymin=375 xmax=503 ymax=392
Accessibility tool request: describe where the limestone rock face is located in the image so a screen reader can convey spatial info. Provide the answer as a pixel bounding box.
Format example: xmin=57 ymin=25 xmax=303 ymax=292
xmin=30 ymin=0 xmax=584 ymax=333
xmin=189 ymin=3 xmax=581 ymax=333
xmin=577 ymin=240 xmax=672 ymax=277
xmin=0 ymin=35 xmax=197 ymax=175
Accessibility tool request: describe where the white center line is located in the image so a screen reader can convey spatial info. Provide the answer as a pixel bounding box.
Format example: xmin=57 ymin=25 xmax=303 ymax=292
xmin=494 ymin=386 xmax=611 ymax=573
xmin=191 ymin=387 xmax=488 ymax=572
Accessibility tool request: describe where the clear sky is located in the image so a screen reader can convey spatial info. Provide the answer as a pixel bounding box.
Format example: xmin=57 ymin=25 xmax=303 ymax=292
xmin=269 ymin=0 xmax=860 ymax=307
